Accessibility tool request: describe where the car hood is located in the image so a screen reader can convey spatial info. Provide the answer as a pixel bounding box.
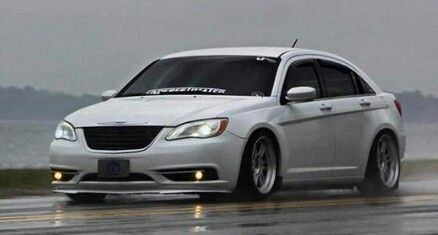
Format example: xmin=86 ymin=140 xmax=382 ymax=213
xmin=65 ymin=95 xmax=272 ymax=127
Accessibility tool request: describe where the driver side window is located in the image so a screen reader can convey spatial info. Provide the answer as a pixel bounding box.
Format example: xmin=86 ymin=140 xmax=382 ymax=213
xmin=282 ymin=61 xmax=322 ymax=99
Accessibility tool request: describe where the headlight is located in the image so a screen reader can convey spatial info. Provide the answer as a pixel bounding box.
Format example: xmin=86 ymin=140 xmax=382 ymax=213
xmin=166 ymin=118 xmax=228 ymax=140
xmin=54 ymin=121 xmax=77 ymax=141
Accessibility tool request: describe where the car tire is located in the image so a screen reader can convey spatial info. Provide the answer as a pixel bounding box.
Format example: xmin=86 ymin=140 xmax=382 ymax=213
xmin=358 ymin=133 xmax=400 ymax=195
xmin=66 ymin=193 xmax=107 ymax=203
xmin=234 ymin=131 xmax=280 ymax=200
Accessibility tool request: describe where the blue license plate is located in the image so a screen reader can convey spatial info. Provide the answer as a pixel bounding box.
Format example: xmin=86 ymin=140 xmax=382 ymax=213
xmin=98 ymin=160 xmax=129 ymax=178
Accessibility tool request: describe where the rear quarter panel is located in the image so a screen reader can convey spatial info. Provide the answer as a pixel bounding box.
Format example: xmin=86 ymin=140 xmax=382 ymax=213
xmin=360 ymin=93 xmax=405 ymax=175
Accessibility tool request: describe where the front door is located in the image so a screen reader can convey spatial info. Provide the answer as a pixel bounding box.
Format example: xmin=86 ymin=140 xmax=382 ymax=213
xmin=276 ymin=60 xmax=335 ymax=180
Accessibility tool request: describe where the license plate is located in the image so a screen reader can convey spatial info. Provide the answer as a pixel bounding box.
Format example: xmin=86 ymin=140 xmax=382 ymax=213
xmin=98 ymin=160 xmax=129 ymax=178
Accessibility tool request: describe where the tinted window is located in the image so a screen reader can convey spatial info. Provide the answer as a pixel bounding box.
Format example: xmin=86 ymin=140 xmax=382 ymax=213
xmin=283 ymin=62 xmax=321 ymax=98
xmin=354 ymin=73 xmax=375 ymax=95
xmin=320 ymin=62 xmax=356 ymax=97
xmin=118 ymin=56 xmax=279 ymax=97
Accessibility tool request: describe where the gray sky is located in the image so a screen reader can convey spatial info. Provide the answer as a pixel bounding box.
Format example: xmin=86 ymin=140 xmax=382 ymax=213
xmin=1 ymin=0 xmax=437 ymax=95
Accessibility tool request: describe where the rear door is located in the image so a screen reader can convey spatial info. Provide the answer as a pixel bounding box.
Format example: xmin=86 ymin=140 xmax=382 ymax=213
xmin=317 ymin=60 xmax=381 ymax=177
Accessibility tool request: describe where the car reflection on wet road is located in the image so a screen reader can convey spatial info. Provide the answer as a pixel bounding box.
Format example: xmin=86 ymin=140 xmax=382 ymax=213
xmin=1 ymin=180 xmax=438 ymax=234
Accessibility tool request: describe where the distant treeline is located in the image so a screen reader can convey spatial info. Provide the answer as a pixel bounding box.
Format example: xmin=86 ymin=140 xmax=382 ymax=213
xmin=0 ymin=86 xmax=99 ymax=121
xmin=395 ymin=91 xmax=438 ymax=123
xmin=0 ymin=86 xmax=436 ymax=122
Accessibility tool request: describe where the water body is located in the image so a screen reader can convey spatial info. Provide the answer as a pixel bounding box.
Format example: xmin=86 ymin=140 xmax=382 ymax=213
xmin=0 ymin=120 xmax=437 ymax=169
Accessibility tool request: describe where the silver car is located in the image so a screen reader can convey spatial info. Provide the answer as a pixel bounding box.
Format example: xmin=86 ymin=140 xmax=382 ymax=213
xmin=50 ymin=47 xmax=405 ymax=202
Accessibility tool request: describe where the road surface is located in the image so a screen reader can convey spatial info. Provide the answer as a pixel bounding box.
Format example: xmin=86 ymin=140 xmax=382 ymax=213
xmin=1 ymin=180 xmax=438 ymax=234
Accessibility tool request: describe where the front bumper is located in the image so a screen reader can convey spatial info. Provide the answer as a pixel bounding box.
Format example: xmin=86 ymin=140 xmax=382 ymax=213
xmin=49 ymin=128 xmax=245 ymax=194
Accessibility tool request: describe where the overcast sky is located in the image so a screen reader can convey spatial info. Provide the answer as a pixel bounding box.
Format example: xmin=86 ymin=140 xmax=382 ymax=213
xmin=1 ymin=0 xmax=437 ymax=96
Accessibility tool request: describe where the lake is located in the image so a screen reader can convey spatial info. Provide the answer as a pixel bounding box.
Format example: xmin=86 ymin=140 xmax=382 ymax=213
xmin=0 ymin=120 xmax=437 ymax=169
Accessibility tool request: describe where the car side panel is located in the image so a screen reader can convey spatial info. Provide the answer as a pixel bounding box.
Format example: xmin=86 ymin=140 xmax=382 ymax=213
xmin=330 ymin=95 xmax=387 ymax=177
xmin=274 ymin=101 xmax=335 ymax=180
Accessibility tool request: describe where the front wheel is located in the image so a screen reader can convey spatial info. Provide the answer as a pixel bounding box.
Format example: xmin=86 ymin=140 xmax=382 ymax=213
xmin=358 ymin=133 xmax=400 ymax=195
xmin=234 ymin=132 xmax=280 ymax=200
xmin=66 ymin=193 xmax=107 ymax=203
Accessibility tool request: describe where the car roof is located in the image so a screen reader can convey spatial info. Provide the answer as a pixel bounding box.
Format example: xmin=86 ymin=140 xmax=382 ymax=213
xmin=161 ymin=47 xmax=382 ymax=94
xmin=162 ymin=47 xmax=299 ymax=59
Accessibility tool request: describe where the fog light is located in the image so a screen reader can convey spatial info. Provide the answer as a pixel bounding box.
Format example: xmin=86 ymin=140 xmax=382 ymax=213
xmin=194 ymin=171 xmax=203 ymax=181
xmin=54 ymin=172 xmax=63 ymax=181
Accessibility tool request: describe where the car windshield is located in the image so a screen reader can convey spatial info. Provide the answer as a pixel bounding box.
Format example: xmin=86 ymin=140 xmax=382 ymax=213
xmin=117 ymin=56 xmax=280 ymax=97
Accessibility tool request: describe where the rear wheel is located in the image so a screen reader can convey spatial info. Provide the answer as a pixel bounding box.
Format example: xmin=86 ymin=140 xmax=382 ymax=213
xmin=66 ymin=193 xmax=107 ymax=203
xmin=235 ymin=132 xmax=280 ymax=200
xmin=358 ymin=133 xmax=400 ymax=195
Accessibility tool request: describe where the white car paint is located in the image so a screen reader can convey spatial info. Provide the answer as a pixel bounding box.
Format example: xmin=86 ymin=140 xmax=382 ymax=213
xmin=49 ymin=47 xmax=405 ymax=195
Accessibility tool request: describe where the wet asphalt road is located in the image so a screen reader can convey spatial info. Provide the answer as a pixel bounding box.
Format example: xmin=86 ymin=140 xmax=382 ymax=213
xmin=1 ymin=180 xmax=438 ymax=234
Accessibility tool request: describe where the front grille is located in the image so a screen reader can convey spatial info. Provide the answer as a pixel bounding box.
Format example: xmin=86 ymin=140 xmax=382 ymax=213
xmin=83 ymin=126 xmax=163 ymax=151
xmin=81 ymin=173 xmax=153 ymax=182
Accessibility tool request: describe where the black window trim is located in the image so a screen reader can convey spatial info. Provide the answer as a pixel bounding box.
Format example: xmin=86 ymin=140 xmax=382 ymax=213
xmin=278 ymin=53 xmax=378 ymax=102
xmin=352 ymin=72 xmax=376 ymax=96
xmin=316 ymin=59 xmax=366 ymax=99
xmin=279 ymin=59 xmax=324 ymax=105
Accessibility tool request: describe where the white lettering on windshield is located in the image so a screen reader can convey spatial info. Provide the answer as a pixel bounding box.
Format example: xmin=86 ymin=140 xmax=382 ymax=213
xmin=146 ymin=87 xmax=226 ymax=95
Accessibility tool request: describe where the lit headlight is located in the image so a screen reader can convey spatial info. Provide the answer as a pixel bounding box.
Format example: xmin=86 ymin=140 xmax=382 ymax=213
xmin=166 ymin=119 xmax=228 ymax=140
xmin=54 ymin=121 xmax=77 ymax=141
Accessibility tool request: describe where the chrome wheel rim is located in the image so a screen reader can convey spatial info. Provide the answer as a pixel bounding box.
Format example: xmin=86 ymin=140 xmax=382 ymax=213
xmin=376 ymin=136 xmax=399 ymax=188
xmin=251 ymin=136 xmax=277 ymax=194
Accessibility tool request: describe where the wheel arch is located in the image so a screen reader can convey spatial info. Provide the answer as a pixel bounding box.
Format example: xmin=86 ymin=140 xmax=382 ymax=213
xmin=363 ymin=126 xmax=400 ymax=177
xmin=359 ymin=126 xmax=401 ymax=194
xmin=370 ymin=126 xmax=400 ymax=156
xmin=243 ymin=126 xmax=283 ymax=178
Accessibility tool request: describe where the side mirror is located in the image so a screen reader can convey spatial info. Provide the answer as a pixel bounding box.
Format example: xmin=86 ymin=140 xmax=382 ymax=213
xmin=285 ymin=86 xmax=316 ymax=102
xmin=101 ymin=90 xmax=117 ymax=101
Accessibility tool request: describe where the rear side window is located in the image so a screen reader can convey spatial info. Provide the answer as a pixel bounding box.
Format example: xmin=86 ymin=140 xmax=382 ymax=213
xmin=354 ymin=73 xmax=376 ymax=95
xmin=320 ymin=62 xmax=356 ymax=97
xmin=283 ymin=62 xmax=322 ymax=98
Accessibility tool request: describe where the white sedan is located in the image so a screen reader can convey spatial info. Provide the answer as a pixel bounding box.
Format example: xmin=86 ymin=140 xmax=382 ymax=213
xmin=50 ymin=47 xmax=405 ymax=202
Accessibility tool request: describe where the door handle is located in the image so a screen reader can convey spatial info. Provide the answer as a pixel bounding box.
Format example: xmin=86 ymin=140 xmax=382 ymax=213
xmin=359 ymin=100 xmax=371 ymax=107
xmin=320 ymin=103 xmax=332 ymax=111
